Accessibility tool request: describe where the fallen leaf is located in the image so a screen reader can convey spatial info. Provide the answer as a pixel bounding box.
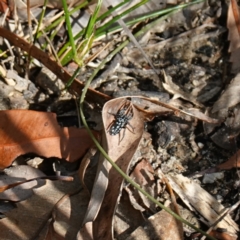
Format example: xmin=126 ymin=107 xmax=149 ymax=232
xmin=0 ymin=177 xmax=80 ymax=240
xmin=185 ymin=108 xmax=220 ymax=124
xmin=212 ymin=73 xmax=240 ymax=114
xmin=162 ymin=71 xmax=204 ymax=108
xmin=51 ymin=190 xmax=90 ymax=240
xmin=126 ymin=206 xmax=183 ymax=240
xmin=203 ymin=73 xmax=240 ymax=149
xmin=209 ymin=230 xmax=237 ymax=240
xmin=131 ymin=96 xmax=219 ymax=124
xmin=79 ymin=137 xmax=110 ymax=229
xmin=167 ymin=174 xmax=239 ymax=236
xmin=126 ymin=158 xmax=158 ymax=213
xmin=114 ymin=191 xmax=145 ymax=238
xmin=0 ymin=165 xmax=45 ymax=201
xmin=227 ymin=0 xmax=240 ymax=73
xmin=92 ymin=98 xmax=144 ymax=239
xmin=0 ymin=0 xmax=10 ymax=17
xmin=78 ymin=97 xmax=144 ymax=239
xmin=217 ymin=149 xmax=240 ymax=170
xmin=0 ymin=110 xmax=96 ymax=169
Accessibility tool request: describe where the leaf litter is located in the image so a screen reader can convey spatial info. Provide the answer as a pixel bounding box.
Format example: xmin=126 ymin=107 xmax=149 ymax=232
xmin=0 ymin=110 xmax=96 ymax=169
xmin=1 ymin=0 xmax=240 ymax=240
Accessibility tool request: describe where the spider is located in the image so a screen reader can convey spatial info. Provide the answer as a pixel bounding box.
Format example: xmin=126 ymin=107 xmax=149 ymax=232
xmin=107 ymin=100 xmax=135 ymax=143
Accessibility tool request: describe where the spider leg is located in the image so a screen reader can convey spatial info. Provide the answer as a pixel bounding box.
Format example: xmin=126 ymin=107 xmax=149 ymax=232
xmin=126 ymin=122 xmax=135 ymax=133
xmin=118 ymin=131 xmax=121 ymax=145
xmin=125 ymin=103 xmax=133 ymax=114
xmin=119 ymin=100 xmax=132 ymax=114
xmin=108 ymin=112 xmax=116 ymax=117
xmin=107 ymin=120 xmax=115 ymax=132
xmin=119 ymin=128 xmax=127 ymax=144
xmin=119 ymin=100 xmax=129 ymax=110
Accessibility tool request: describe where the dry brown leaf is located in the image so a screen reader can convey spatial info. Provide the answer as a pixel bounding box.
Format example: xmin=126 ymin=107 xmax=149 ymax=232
xmin=131 ymin=96 xmax=219 ymax=124
xmin=212 ymin=73 xmax=240 ymax=114
xmin=92 ymin=98 xmax=144 ymax=239
xmin=0 ymin=165 xmax=45 ymax=201
xmin=228 ymin=0 xmax=240 ymax=73
xmin=167 ymin=174 xmax=239 ymax=236
xmin=77 ymin=97 xmax=144 ymax=239
xmin=209 ymin=230 xmax=237 ymax=240
xmin=0 ymin=177 xmax=80 ymax=240
xmin=130 ymin=97 xmax=172 ymax=120
xmin=203 ymin=73 xmax=240 ymax=149
xmin=50 ymin=190 xmax=90 ymax=240
xmin=162 ymin=72 xmax=204 ymax=107
xmin=217 ymin=149 xmax=240 ymax=170
xmin=0 ymin=110 xmax=96 ymax=169
xmin=79 ymin=136 xmax=110 ymax=229
xmin=114 ymin=191 xmax=145 ymax=238
xmin=0 ymin=0 xmax=10 ymax=17
xmin=126 ymin=159 xmax=158 ymax=213
xmin=185 ymin=108 xmax=220 ymax=124
xmin=126 ymin=207 xmax=184 ymax=240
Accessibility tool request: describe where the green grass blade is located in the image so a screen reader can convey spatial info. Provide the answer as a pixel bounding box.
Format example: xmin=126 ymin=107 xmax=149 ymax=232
xmin=59 ymin=0 xmax=204 ymax=65
xmin=33 ymin=0 xmax=48 ymax=44
xmin=36 ymin=1 xmax=89 ymax=40
xmin=97 ymin=0 xmax=132 ymax=21
xmin=96 ymin=0 xmax=205 ymax=37
xmin=61 ymin=0 xmax=78 ymax=62
xmin=96 ymin=0 xmax=149 ymax=35
xmin=85 ymin=0 xmax=103 ymax=38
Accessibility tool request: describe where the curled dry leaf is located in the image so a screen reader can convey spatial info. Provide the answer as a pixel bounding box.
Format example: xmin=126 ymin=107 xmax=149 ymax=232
xmin=0 ymin=110 xmax=96 ymax=169
xmin=78 ymin=97 xmax=144 ymax=239
xmin=184 ymin=108 xmax=219 ymax=124
xmin=131 ymin=96 xmax=219 ymax=124
xmin=162 ymin=71 xmax=204 ymax=108
xmin=93 ymin=98 xmax=144 ymax=239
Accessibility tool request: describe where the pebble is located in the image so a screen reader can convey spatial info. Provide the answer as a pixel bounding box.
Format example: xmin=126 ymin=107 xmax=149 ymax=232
xmin=202 ymin=172 xmax=224 ymax=184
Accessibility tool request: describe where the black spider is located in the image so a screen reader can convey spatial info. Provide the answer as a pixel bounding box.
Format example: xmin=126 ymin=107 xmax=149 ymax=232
xmin=107 ymin=100 xmax=134 ymax=143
